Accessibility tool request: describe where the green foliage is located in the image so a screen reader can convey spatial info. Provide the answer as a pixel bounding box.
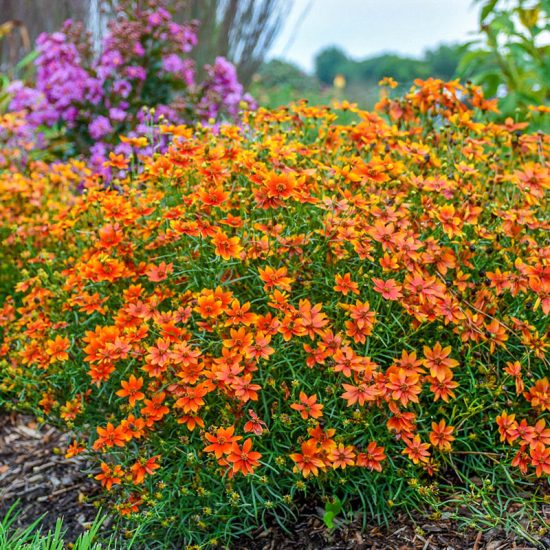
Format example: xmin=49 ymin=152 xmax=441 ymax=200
xmin=458 ymin=0 xmax=550 ymax=116
xmin=322 ymin=496 xmax=343 ymax=529
xmin=313 ymin=43 xmax=465 ymax=87
xmin=0 ymin=505 xmax=127 ymax=550
xmin=314 ymin=46 xmax=350 ymax=84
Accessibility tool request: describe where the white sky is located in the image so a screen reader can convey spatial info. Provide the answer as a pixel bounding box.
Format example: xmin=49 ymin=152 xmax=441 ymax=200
xmin=269 ymin=0 xmax=481 ymax=72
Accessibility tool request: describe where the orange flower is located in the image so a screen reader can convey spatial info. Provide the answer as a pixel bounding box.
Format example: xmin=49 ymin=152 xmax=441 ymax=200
xmin=264 ymin=171 xmax=296 ymax=199
xmin=290 ymin=440 xmax=325 ymax=477
xmin=402 ymin=435 xmax=431 ymax=464
xmin=341 ymin=383 xmax=380 ymax=406
xmin=145 ymin=261 xmax=173 ymax=282
xmin=423 ymin=342 xmax=459 ymax=381
xmin=227 ymin=439 xmax=262 ymax=475
xmin=95 ymin=462 xmax=124 ymax=490
xmin=244 ymin=409 xmax=267 ymax=435
xmin=372 ymin=278 xmax=403 ymax=300
xmin=204 ymin=426 xmax=242 ymax=458
xmin=65 ymin=440 xmax=85 ymax=459
xmin=356 ymin=442 xmax=386 ymax=472
xmin=45 ymin=335 xmax=70 ymax=363
xmin=496 ymin=411 xmax=518 ymax=444
xmin=429 ymin=419 xmax=455 ymax=451
xmin=328 ymin=443 xmax=356 ymax=469
xmin=298 ymin=300 xmax=329 ymax=339
xmin=529 ymin=444 xmax=550 ymax=477
xmin=290 ymin=391 xmax=324 ymax=419
xmin=130 ymin=455 xmax=160 ymax=484
xmin=334 ymin=273 xmax=359 ymax=296
xmin=195 ymin=294 xmax=223 ymax=319
xmin=116 ymin=375 xmax=145 ymax=406
xmin=93 ymin=422 xmax=129 ymax=450
xmin=212 ymin=231 xmax=243 ymax=260
xmin=258 ymin=266 xmax=293 ymax=292
xmin=386 ymin=369 xmax=421 ymax=406
xmin=141 ymin=392 xmax=170 ymax=425
xmin=427 ymin=374 xmax=458 ymax=402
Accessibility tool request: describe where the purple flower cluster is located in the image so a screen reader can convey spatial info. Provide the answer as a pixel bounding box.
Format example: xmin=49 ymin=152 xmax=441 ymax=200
xmin=8 ymin=3 xmax=253 ymax=178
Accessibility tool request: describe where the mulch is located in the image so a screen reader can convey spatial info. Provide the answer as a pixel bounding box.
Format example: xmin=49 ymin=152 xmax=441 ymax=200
xmin=0 ymin=411 xmax=548 ymax=549
xmin=0 ymin=411 xmax=102 ymax=540
xmin=239 ymin=512 xmax=549 ymax=549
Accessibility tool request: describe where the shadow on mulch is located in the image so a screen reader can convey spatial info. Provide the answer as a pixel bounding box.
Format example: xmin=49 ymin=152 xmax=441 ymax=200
xmin=238 ymin=510 xmax=547 ymax=550
xmin=0 ymin=411 xmax=548 ymax=549
xmin=0 ymin=411 xmax=102 ymax=540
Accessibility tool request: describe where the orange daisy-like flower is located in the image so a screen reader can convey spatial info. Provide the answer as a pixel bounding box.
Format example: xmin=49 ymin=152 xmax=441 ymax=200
xmin=356 ymin=441 xmax=386 ymax=472
xmin=227 ymin=439 xmax=262 ymax=475
xmin=334 ymin=273 xmax=359 ymax=296
xmin=145 ymin=261 xmax=173 ymax=282
xmin=211 ymin=231 xmax=243 ymax=260
xmin=116 ymin=375 xmax=145 ymax=407
xmin=204 ymin=426 xmax=242 ymax=458
xmin=130 ymin=455 xmax=160 ymax=485
xmin=386 ymin=369 xmax=421 ymax=406
xmin=93 ymin=422 xmax=129 ymax=450
xmin=372 ymin=278 xmax=403 ymax=301
xmin=429 ymin=419 xmax=455 ymax=451
xmin=45 ymin=335 xmax=70 ymax=363
xmin=328 ymin=443 xmax=356 ymax=469
xmin=402 ymin=435 xmax=431 ymax=464
xmin=95 ymin=462 xmax=124 ymax=490
xmin=423 ymin=342 xmax=459 ymax=381
xmin=290 ymin=440 xmax=325 ymax=477
xmin=258 ymin=265 xmax=293 ymax=292
xmin=264 ymin=171 xmax=296 ymax=199
xmin=290 ymin=391 xmax=324 ymax=420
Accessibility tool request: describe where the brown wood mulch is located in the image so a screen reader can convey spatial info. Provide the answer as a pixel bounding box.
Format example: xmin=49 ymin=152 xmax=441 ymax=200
xmin=239 ymin=512 xmax=549 ymax=550
xmin=0 ymin=411 xmax=101 ymax=540
xmin=0 ymin=411 xmax=548 ymax=549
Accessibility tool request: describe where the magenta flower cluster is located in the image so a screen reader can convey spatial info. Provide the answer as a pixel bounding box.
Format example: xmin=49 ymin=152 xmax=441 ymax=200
xmin=8 ymin=5 xmax=254 ymax=177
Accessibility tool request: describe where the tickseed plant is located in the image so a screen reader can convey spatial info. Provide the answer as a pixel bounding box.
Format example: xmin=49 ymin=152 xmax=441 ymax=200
xmin=0 ymin=78 xmax=548 ymax=546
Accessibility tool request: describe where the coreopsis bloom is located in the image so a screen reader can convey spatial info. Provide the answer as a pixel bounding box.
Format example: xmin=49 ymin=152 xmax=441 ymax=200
xmin=227 ymin=439 xmax=261 ymax=475
xmin=496 ymin=412 xmax=519 ymax=444
xmin=529 ymin=444 xmax=550 ymax=477
xmin=130 ymin=455 xmax=160 ymax=484
xmin=386 ymin=369 xmax=421 ymax=406
xmin=116 ymin=375 xmax=145 ymax=406
xmin=204 ymin=426 xmax=242 ymax=458
xmin=95 ymin=463 xmax=124 ymax=490
xmin=93 ymin=422 xmax=129 ymax=450
xmin=334 ymin=273 xmax=359 ymax=295
xmin=328 ymin=443 xmax=356 ymax=469
xmin=45 ymin=335 xmax=70 ymax=363
xmin=423 ymin=343 xmax=459 ymax=381
xmin=402 ymin=435 xmax=431 ymax=464
xmin=356 ymin=442 xmax=386 ymax=472
xmin=290 ymin=440 xmax=325 ymax=477
xmin=244 ymin=409 xmax=267 ymax=435
xmin=429 ymin=420 xmax=455 ymax=451
xmin=372 ymin=278 xmax=403 ymax=300
xmin=290 ymin=392 xmax=324 ymax=420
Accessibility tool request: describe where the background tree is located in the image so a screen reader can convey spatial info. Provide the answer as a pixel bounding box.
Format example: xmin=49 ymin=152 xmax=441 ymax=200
xmin=314 ymin=46 xmax=349 ymax=85
xmin=458 ymin=0 xmax=549 ymax=115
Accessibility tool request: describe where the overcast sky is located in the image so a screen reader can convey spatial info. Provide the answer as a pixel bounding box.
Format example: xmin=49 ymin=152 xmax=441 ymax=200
xmin=269 ymin=0 xmax=481 ymax=72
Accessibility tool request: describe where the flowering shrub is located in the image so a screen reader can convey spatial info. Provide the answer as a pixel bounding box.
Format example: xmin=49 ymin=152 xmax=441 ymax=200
xmin=7 ymin=1 xmax=253 ymax=177
xmin=0 ymin=79 xmax=548 ymax=545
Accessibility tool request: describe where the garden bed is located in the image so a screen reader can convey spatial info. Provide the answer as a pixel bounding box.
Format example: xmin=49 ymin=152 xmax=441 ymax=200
xmin=1 ymin=411 xmax=547 ymax=549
